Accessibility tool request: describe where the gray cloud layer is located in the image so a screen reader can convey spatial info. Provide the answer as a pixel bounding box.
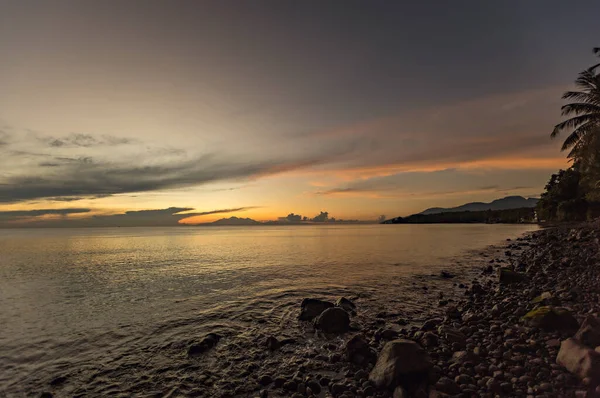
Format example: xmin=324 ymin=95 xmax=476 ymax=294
xmin=0 ymin=206 xmax=256 ymax=227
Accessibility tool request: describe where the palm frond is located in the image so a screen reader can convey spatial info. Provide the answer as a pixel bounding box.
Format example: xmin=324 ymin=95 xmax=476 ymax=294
xmin=562 ymin=91 xmax=600 ymax=106
xmin=552 ymin=114 xmax=599 ymax=138
xmin=560 ymin=121 xmax=598 ymax=150
xmin=561 ymin=103 xmax=600 ymax=116
xmin=575 ymin=69 xmax=600 ymax=91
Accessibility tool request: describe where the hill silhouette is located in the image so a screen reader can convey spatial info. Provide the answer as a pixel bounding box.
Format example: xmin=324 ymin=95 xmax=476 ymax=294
xmin=420 ymin=196 xmax=538 ymax=215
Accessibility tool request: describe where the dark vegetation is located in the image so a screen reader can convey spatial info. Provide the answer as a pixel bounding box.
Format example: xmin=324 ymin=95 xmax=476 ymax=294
xmin=538 ymin=47 xmax=600 ymax=222
xmin=382 ymin=207 xmax=536 ymax=224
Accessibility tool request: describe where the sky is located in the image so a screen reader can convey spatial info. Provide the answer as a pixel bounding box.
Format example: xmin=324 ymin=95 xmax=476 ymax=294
xmin=1 ymin=0 xmax=599 ymax=227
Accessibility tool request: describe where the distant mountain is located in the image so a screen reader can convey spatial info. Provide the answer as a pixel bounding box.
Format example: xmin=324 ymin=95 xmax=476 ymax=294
xmin=209 ymin=216 xmax=261 ymax=225
xmin=420 ymin=196 xmax=539 ymax=215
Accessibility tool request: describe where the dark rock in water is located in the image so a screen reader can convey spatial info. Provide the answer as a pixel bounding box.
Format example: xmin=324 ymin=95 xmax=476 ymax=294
xmin=265 ymin=336 xmax=280 ymax=351
xmin=440 ymin=270 xmax=454 ymax=279
xmin=345 ymin=334 xmax=376 ymax=366
xmin=556 ymin=338 xmax=600 ymax=381
xmin=299 ymin=298 xmax=334 ymax=321
xmin=522 ymin=306 xmax=579 ymax=332
xmin=369 ymin=339 xmax=432 ymax=390
xmin=498 ymin=267 xmax=527 ymax=284
xmin=336 ymin=297 xmax=357 ymax=315
xmin=187 ymin=333 xmax=221 ymax=356
xmin=575 ymin=315 xmax=600 ymax=348
xmin=49 ymin=376 xmax=67 ymax=386
xmin=315 ymin=307 xmax=350 ymax=333
xmin=40 ymin=393 xmax=53 ymax=398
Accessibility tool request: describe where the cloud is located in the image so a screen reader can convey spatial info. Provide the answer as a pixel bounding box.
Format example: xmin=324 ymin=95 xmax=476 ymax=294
xmin=0 ymin=208 xmax=90 ymax=217
xmin=0 ymin=206 xmax=257 ymax=227
xmin=0 ymin=208 xmax=91 ymax=225
xmin=0 ymin=125 xmax=360 ymax=203
xmin=314 ymin=168 xmax=551 ymax=199
xmin=38 ymin=133 xmax=136 ymax=148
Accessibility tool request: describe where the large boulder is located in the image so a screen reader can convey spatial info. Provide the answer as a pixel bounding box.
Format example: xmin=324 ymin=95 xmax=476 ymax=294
xmin=498 ymin=267 xmax=527 ymax=285
xmin=345 ymin=334 xmax=376 ymax=366
xmin=314 ymin=307 xmax=350 ymax=333
xmin=298 ymin=298 xmax=334 ymax=321
xmin=556 ymin=338 xmax=600 ymax=381
xmin=369 ymin=339 xmax=432 ymax=390
xmin=522 ymin=306 xmax=579 ymax=332
xmin=574 ymin=315 xmax=600 ymax=348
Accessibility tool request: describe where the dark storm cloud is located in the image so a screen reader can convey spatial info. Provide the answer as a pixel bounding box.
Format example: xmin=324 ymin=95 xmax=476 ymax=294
xmin=0 ymin=208 xmax=90 ymax=217
xmin=0 ymin=149 xmax=343 ymax=203
xmin=0 ymin=206 xmax=256 ymax=227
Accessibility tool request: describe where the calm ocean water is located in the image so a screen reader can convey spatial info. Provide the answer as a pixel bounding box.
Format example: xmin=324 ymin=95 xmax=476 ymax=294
xmin=0 ymin=224 xmax=537 ymax=397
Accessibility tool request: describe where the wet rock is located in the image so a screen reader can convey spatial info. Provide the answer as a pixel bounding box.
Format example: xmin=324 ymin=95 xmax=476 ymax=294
xmin=530 ymin=291 xmax=556 ymax=305
xmin=258 ymin=375 xmax=272 ymax=386
xmin=264 ymin=336 xmax=280 ymax=351
xmin=451 ymin=350 xmax=479 ymax=365
xmin=187 ymin=333 xmax=221 ymax=356
xmin=435 ymin=377 xmax=460 ymax=394
xmin=437 ymin=326 xmax=467 ymax=346
xmin=574 ymin=315 xmax=600 ymax=348
xmin=299 ymin=298 xmax=334 ymax=321
xmin=420 ymin=332 xmax=439 ymax=348
xmin=49 ymin=376 xmax=67 ymax=386
xmin=345 ymin=334 xmax=376 ymax=366
xmin=393 ymin=385 xmax=408 ymax=398
xmin=421 ymin=318 xmax=442 ymax=331
xmin=369 ymin=339 xmax=432 ymax=390
xmin=330 ymin=382 xmax=347 ymax=397
xmin=440 ymin=271 xmax=454 ymax=279
xmin=315 ymin=307 xmax=350 ymax=333
xmin=306 ymin=380 xmax=321 ymax=394
xmin=377 ymin=329 xmax=399 ymax=340
xmin=283 ymin=380 xmax=298 ymax=391
xmin=336 ymin=297 xmax=357 ymax=315
xmin=556 ymin=338 xmax=600 ymax=381
xmin=522 ymin=306 xmax=579 ymax=332
xmin=498 ymin=267 xmax=527 ymax=285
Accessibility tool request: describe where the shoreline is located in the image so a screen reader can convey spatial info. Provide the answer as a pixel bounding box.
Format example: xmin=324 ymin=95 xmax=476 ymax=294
xmin=243 ymin=222 xmax=597 ymax=398
xmin=23 ymin=223 xmax=598 ymax=398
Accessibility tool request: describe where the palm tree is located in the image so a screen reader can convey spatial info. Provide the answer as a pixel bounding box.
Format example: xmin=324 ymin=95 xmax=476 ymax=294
xmin=551 ymin=48 xmax=600 ymax=161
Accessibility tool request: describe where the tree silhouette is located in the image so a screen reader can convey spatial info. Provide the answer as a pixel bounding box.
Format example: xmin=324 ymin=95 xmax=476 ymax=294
xmin=551 ymin=48 xmax=600 ymax=160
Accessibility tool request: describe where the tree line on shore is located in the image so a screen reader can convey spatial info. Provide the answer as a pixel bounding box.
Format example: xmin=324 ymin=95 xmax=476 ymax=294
xmin=537 ymin=47 xmax=600 ymax=222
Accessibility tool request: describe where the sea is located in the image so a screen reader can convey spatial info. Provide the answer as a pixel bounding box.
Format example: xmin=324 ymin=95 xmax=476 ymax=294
xmin=0 ymin=224 xmax=538 ymax=397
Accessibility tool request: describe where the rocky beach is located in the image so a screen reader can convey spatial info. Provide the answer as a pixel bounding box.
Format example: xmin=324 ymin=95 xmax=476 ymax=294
xmin=213 ymin=221 xmax=600 ymax=398
xmin=22 ymin=222 xmax=600 ymax=398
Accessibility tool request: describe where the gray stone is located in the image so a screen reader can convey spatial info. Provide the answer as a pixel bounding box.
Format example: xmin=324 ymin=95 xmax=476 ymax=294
xmin=369 ymin=339 xmax=432 ymax=389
